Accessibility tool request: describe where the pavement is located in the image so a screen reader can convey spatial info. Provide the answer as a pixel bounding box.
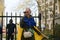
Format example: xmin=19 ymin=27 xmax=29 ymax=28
xmin=2 ymin=38 xmax=6 ymax=40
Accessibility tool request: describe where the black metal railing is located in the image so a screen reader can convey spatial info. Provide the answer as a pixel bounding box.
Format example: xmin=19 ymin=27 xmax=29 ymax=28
xmin=0 ymin=12 xmax=39 ymax=40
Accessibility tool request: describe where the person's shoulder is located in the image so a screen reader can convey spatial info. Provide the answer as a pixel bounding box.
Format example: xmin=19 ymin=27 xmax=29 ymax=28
xmin=12 ymin=23 xmax=16 ymax=27
xmin=12 ymin=23 xmax=16 ymax=25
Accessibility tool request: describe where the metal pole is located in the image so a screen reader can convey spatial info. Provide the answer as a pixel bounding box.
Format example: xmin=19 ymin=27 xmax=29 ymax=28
xmin=1 ymin=12 xmax=3 ymax=40
xmin=45 ymin=0 xmax=47 ymax=28
xmin=6 ymin=12 xmax=8 ymax=40
xmin=20 ymin=12 xmax=21 ymax=23
xmin=38 ymin=13 xmax=41 ymax=31
xmin=37 ymin=0 xmax=41 ymax=31
xmin=11 ymin=12 xmax=12 ymax=19
xmin=15 ymin=13 xmax=17 ymax=40
xmin=53 ymin=0 xmax=56 ymax=40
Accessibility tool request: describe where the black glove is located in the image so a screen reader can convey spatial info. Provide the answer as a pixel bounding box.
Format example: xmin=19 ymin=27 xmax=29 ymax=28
xmin=33 ymin=27 xmax=41 ymax=35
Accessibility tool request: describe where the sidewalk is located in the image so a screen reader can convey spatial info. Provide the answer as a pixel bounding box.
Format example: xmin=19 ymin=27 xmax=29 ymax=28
xmin=2 ymin=38 xmax=6 ymax=40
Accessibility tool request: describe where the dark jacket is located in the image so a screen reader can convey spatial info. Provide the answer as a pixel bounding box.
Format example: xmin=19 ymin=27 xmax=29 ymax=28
xmin=6 ymin=23 xmax=16 ymax=34
xmin=0 ymin=24 xmax=2 ymax=34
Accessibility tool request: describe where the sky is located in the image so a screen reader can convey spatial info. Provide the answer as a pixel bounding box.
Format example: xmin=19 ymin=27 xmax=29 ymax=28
xmin=4 ymin=0 xmax=39 ymax=26
xmin=4 ymin=0 xmax=38 ymax=14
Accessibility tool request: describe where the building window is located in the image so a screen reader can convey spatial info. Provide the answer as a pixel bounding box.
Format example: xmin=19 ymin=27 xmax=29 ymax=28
xmin=55 ymin=12 xmax=58 ymax=17
xmin=50 ymin=14 xmax=53 ymax=18
xmin=55 ymin=5 xmax=57 ymax=10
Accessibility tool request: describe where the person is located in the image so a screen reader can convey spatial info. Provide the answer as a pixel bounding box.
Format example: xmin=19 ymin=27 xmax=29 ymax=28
xmin=20 ymin=8 xmax=41 ymax=40
xmin=6 ymin=19 xmax=16 ymax=40
xmin=0 ymin=23 xmax=2 ymax=40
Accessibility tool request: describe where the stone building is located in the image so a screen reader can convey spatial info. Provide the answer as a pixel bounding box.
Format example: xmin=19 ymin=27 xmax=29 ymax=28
xmin=37 ymin=0 xmax=60 ymax=30
xmin=0 ymin=0 xmax=4 ymax=22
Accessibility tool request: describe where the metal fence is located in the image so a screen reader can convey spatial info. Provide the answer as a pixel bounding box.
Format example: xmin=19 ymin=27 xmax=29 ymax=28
xmin=0 ymin=12 xmax=39 ymax=40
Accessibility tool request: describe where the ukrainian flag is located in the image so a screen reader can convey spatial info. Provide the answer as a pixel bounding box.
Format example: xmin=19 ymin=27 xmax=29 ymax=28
xmin=16 ymin=24 xmax=44 ymax=40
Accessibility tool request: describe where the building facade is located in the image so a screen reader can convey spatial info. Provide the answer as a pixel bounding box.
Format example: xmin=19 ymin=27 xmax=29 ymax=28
xmin=0 ymin=0 xmax=4 ymax=22
xmin=37 ymin=0 xmax=60 ymax=30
